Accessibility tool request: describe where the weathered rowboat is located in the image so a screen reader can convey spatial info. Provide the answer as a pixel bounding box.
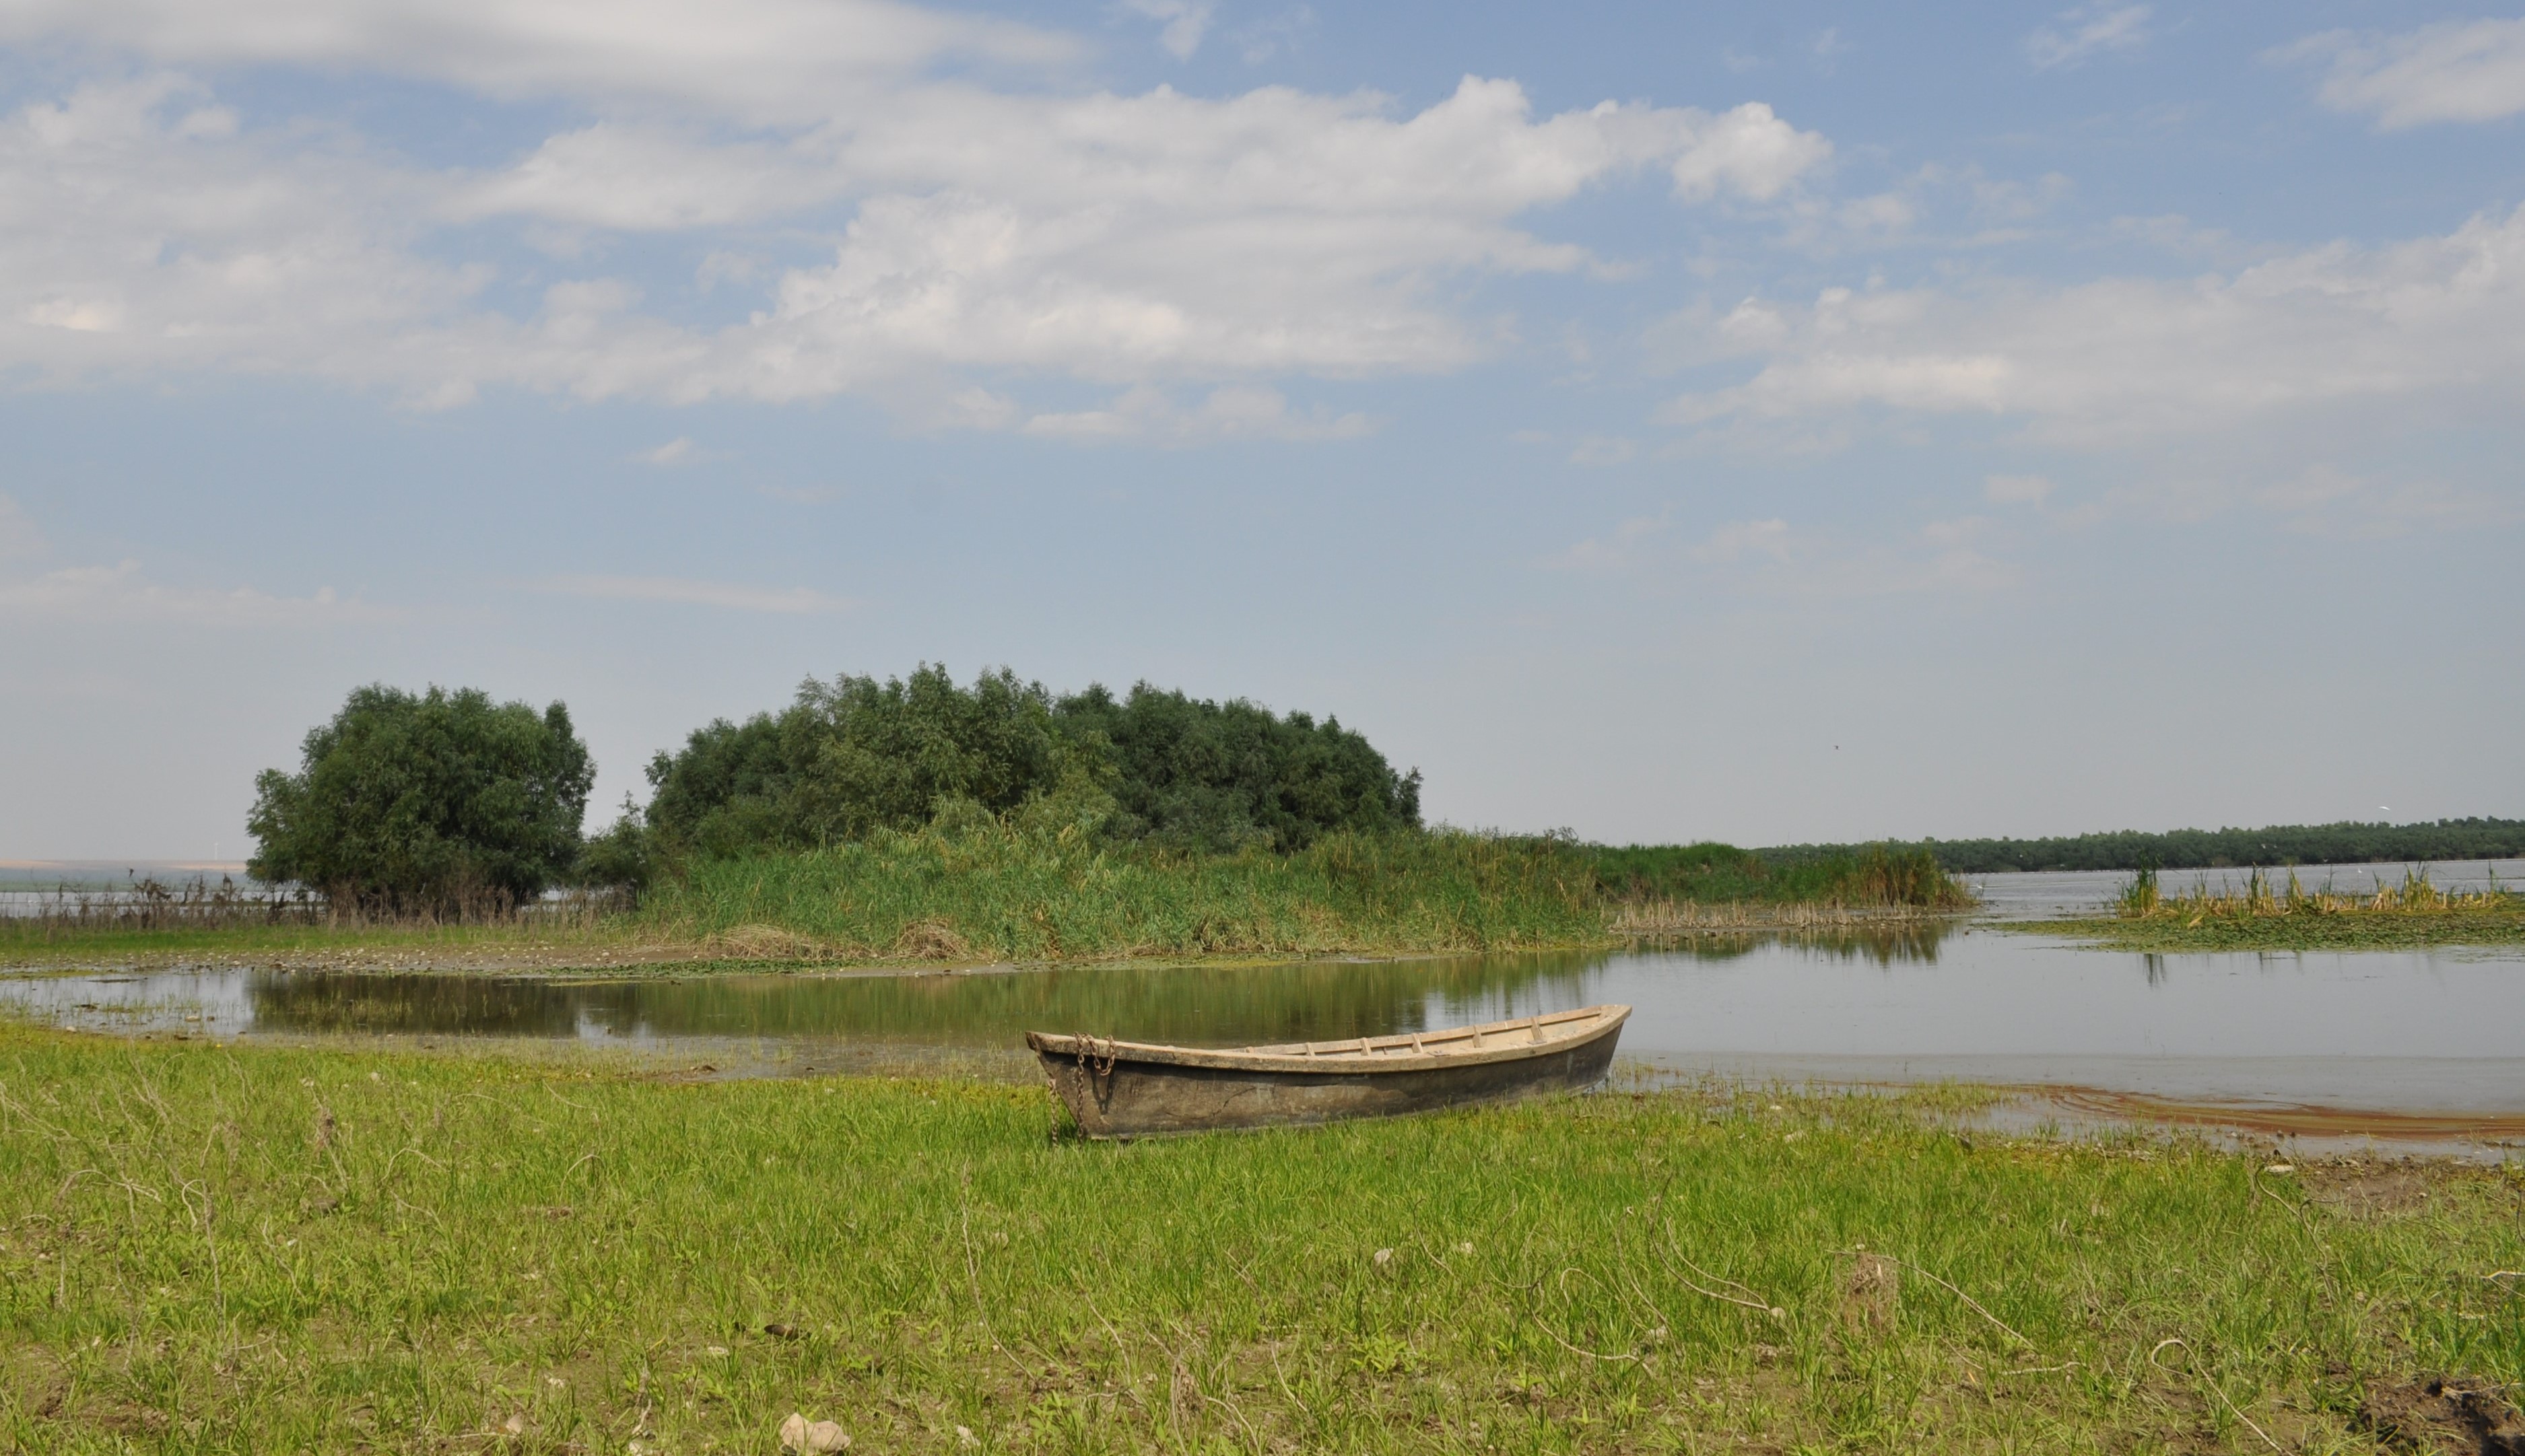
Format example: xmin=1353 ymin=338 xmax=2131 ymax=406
xmin=1027 ymin=1004 xmax=1630 ymax=1138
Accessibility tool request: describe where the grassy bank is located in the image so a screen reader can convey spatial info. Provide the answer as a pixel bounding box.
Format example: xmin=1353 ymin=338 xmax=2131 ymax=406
xmin=3 ymin=1027 xmax=2520 ymax=1453
xmin=2032 ymin=868 xmax=2525 ymax=951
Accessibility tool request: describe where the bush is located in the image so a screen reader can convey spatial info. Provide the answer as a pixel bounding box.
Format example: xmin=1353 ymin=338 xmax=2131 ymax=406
xmin=246 ymin=685 xmax=594 ymax=913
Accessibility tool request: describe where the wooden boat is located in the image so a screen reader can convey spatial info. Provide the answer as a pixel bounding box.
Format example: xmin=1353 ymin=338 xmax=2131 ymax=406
xmin=1026 ymin=1004 xmax=1630 ymax=1138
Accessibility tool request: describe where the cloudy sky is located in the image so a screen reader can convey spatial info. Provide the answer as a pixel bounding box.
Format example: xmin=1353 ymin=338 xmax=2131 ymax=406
xmin=3 ymin=0 xmax=2520 ymax=858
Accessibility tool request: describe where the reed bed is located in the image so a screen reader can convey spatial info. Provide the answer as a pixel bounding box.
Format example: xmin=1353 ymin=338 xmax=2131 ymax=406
xmin=636 ymin=828 xmax=1605 ymax=962
xmin=0 ymin=1024 xmax=2518 ymax=1453
xmin=2116 ymin=864 xmax=2522 ymax=922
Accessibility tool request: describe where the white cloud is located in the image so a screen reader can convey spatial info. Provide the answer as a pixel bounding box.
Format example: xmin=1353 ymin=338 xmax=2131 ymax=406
xmin=0 ymin=0 xmax=1077 ymax=126
xmin=2252 ymin=466 xmax=2520 ymax=538
xmin=452 ymin=126 xmax=844 ymax=230
xmin=1021 ymin=384 xmax=1371 ymax=442
xmin=0 ymin=71 xmax=1832 ymax=414
xmin=630 ymin=437 xmax=695 ymax=466
xmin=1661 ymin=203 xmax=2525 ymax=443
xmin=539 ymin=575 xmax=849 ymax=613
xmin=1114 ymin=0 xmax=1215 ymax=60
xmin=1567 ymin=436 xmax=1638 ymax=466
xmin=1691 ymin=518 xmax=1794 ymax=564
xmin=1228 ymin=7 xmax=1314 ymax=65
xmin=0 ymin=495 xmax=46 ymax=559
xmin=0 ymin=559 xmax=397 ymax=625
xmin=1545 ymin=510 xmax=1675 ymax=573
xmin=1556 ymin=513 xmax=2017 ymax=595
xmin=2283 ymin=18 xmax=2525 ymax=129
xmin=1984 ymin=474 xmax=2054 ymax=505
xmin=2027 ymin=4 xmax=2151 ymax=70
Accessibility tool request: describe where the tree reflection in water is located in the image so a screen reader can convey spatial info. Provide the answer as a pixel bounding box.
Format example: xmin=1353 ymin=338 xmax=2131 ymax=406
xmin=243 ymin=926 xmax=1963 ymax=1047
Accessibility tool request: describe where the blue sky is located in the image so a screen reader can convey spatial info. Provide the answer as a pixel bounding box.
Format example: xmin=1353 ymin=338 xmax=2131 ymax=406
xmin=2 ymin=0 xmax=2521 ymax=859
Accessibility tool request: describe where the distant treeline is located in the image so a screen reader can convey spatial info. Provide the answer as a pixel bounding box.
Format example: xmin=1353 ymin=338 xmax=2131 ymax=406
xmin=1757 ymin=818 xmax=2525 ymax=874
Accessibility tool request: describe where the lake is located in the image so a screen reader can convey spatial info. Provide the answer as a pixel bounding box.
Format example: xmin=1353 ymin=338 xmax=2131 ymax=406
xmin=8 ymin=920 xmax=2520 ymax=1146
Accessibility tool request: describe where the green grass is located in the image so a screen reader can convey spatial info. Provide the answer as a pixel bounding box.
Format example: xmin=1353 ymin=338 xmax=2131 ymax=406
xmin=3 ymin=1025 xmax=2520 ymax=1453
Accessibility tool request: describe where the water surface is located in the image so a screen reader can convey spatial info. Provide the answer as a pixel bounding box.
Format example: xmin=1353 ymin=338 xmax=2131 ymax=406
xmin=9 ymin=927 xmax=2520 ymax=1130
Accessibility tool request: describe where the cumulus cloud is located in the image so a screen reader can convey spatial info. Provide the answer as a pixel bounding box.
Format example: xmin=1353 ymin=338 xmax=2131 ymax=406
xmin=0 ymin=68 xmax=1832 ymax=413
xmin=2026 ymin=4 xmax=2151 ymax=70
xmin=1984 ymin=474 xmax=2054 ymax=505
xmin=1661 ymin=204 xmax=2525 ymax=443
xmin=2282 ymin=18 xmax=2525 ymax=129
xmin=538 ymin=575 xmax=849 ymax=613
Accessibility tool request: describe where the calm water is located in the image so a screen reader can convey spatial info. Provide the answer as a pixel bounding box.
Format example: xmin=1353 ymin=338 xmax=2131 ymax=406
xmin=8 ymin=924 xmax=2521 ymax=1121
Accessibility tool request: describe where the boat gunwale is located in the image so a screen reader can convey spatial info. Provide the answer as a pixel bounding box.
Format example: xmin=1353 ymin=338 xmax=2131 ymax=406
xmin=1025 ymin=1004 xmax=1630 ymax=1074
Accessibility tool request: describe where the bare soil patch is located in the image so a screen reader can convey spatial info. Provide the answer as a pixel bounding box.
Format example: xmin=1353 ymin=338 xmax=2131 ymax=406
xmin=2360 ymin=1376 xmax=2525 ymax=1454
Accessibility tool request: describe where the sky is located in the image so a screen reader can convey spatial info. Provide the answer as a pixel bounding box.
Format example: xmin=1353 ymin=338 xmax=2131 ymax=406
xmin=2 ymin=0 xmax=2522 ymax=860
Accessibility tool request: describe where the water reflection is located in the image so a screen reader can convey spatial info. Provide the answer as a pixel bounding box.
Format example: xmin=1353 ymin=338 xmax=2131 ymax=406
xmin=1652 ymin=923 xmax=1954 ymax=966
xmin=242 ymin=952 xmax=1617 ymax=1047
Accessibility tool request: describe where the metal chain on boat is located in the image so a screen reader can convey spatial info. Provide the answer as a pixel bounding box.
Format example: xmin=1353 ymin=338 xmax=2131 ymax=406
xmin=1070 ymin=1032 xmax=1118 ymax=1080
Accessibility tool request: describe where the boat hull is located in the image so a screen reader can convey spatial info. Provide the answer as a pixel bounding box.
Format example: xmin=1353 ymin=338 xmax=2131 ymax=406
xmin=1030 ymin=1013 xmax=1625 ymax=1138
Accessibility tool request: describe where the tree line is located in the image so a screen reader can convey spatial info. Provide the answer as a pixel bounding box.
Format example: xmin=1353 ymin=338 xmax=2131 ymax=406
xmin=1757 ymin=819 xmax=2525 ymax=874
xmin=247 ymin=668 xmax=1421 ymax=911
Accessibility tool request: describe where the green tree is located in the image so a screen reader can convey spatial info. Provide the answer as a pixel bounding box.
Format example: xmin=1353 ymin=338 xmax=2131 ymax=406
xmin=1052 ymin=683 xmax=1421 ymax=852
xmin=247 ymin=685 xmax=595 ymax=912
xmin=644 ymin=664 xmax=1087 ymax=853
xmin=641 ymin=665 xmax=1421 ymax=859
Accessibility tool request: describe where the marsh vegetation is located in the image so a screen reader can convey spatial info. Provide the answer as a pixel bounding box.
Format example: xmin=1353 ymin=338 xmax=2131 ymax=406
xmin=2030 ymin=865 xmax=2525 ymax=951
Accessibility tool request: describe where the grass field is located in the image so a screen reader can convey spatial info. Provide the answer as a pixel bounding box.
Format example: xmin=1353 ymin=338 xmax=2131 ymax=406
xmin=3 ymin=1025 xmax=2520 ymax=1453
